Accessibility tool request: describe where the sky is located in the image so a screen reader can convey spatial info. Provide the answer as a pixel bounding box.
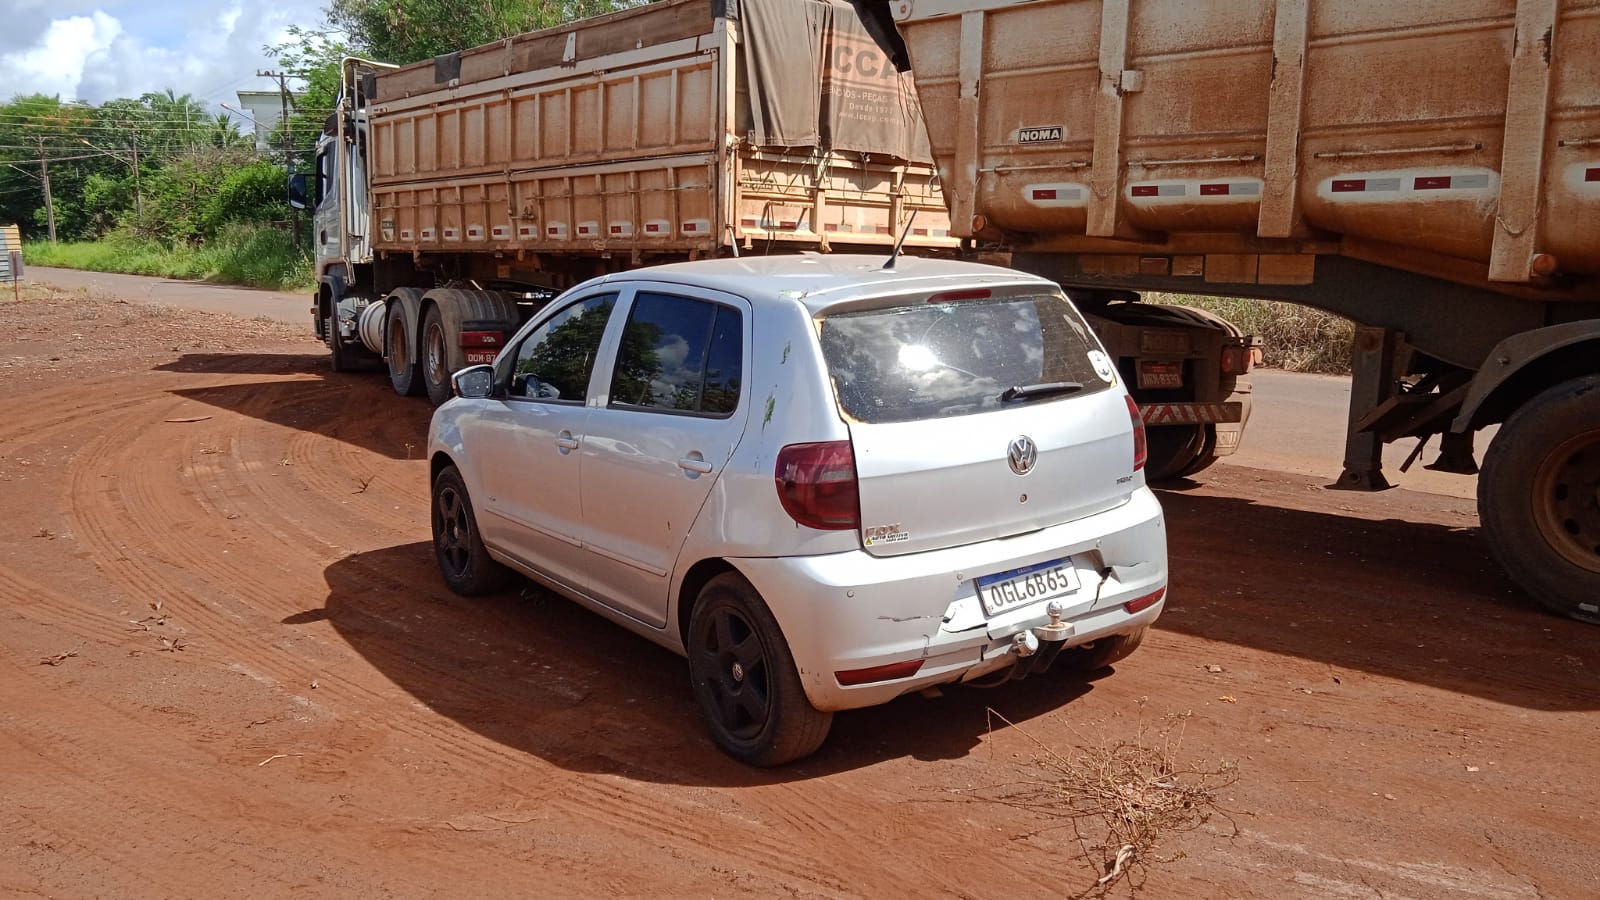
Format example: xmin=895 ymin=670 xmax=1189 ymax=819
xmin=0 ymin=0 xmax=332 ymax=114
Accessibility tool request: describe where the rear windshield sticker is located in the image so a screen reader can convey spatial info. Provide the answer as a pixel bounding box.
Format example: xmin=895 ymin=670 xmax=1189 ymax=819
xmin=1087 ymin=350 xmax=1117 ymax=384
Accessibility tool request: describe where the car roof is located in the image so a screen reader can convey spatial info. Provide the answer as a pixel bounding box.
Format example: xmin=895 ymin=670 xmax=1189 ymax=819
xmin=586 ymin=254 xmax=1055 ymax=314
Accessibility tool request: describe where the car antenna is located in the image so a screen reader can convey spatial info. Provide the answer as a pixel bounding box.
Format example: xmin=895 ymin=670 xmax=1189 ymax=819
xmin=883 ymin=209 xmax=918 ymax=270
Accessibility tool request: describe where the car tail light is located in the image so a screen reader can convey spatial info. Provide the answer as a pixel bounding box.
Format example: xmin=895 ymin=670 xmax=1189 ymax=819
xmin=1125 ymin=394 xmax=1147 ymax=471
xmin=926 ymin=288 xmax=992 ymax=303
xmin=459 ymin=330 xmax=506 ymax=348
xmin=1124 ymin=587 xmax=1165 ymax=614
xmin=775 ymin=441 xmax=860 ymax=530
xmin=835 ymin=659 xmax=924 ymax=686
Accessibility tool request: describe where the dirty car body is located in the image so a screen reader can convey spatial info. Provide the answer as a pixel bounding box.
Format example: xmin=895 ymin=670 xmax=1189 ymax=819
xmin=428 ymin=254 xmax=1168 ymax=765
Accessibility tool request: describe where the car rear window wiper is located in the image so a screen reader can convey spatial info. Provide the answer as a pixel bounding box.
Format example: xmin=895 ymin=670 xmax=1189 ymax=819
xmin=1000 ymin=381 xmax=1084 ymax=403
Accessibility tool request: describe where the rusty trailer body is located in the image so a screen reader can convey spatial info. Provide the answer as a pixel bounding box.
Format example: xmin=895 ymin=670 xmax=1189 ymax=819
xmin=855 ymin=0 xmax=1600 ymax=621
xmin=342 ymin=0 xmax=951 ymax=276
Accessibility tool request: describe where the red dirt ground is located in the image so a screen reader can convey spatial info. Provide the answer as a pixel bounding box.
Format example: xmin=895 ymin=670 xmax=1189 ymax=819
xmin=2 ymin=285 xmax=1595 ymax=898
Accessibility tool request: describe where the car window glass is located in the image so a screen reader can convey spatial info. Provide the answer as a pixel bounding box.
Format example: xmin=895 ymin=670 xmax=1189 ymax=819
xmin=609 ymin=292 xmax=742 ymax=416
xmin=509 ymin=293 xmax=617 ymax=401
xmin=819 ymin=291 xmax=1107 ymax=424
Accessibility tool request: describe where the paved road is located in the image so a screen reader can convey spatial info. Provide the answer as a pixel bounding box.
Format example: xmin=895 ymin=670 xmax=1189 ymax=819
xmin=29 ymin=266 xmax=309 ymax=324
xmin=26 ymin=266 xmax=1484 ymax=500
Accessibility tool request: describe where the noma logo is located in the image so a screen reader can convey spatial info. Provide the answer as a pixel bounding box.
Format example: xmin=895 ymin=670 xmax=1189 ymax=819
xmin=1018 ymin=125 xmax=1064 ymax=144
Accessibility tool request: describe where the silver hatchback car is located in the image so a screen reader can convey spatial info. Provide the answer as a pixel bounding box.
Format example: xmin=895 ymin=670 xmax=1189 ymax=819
xmin=428 ymin=255 xmax=1167 ymax=765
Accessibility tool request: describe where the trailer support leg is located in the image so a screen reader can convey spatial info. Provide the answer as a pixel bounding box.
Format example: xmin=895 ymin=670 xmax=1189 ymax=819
xmin=1333 ymin=326 xmax=1398 ymax=491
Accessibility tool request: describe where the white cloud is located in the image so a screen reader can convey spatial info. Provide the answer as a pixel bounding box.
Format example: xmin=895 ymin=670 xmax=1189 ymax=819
xmin=0 ymin=0 xmax=329 ymax=113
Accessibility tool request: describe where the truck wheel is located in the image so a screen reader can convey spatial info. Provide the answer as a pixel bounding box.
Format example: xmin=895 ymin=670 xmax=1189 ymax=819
xmin=387 ymin=306 xmax=422 ymax=396
xmin=1479 ymin=375 xmax=1600 ymax=624
xmin=431 ymin=465 xmax=512 ymax=596
xmin=1060 ymin=626 xmax=1148 ymax=673
xmin=326 ymin=314 xmax=354 ymax=373
xmin=422 ymin=305 xmax=453 ymax=407
xmin=1174 ymin=427 xmax=1221 ymax=479
xmin=687 ymin=573 xmax=832 ymax=766
xmin=1144 ymin=425 xmax=1207 ymax=482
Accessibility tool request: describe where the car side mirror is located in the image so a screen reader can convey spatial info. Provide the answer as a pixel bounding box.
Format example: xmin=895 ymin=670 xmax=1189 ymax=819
xmin=287 ymin=172 xmax=310 ymax=211
xmin=451 ymin=364 xmax=497 ymax=400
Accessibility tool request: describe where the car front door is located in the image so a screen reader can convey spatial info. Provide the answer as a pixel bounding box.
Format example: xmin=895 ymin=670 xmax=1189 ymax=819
xmin=472 ymin=291 xmax=620 ymax=594
xmin=579 ymin=287 xmax=750 ymax=628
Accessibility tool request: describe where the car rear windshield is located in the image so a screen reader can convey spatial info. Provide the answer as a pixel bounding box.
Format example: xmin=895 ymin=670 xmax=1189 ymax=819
xmin=819 ymin=291 xmax=1109 ymax=424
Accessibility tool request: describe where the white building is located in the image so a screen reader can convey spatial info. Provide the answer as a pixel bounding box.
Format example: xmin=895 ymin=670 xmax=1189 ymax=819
xmin=235 ymin=90 xmax=303 ymax=153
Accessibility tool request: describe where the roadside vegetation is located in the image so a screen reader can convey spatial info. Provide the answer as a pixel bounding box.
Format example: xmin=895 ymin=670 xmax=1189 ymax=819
xmin=1153 ymin=293 xmax=1354 ymax=374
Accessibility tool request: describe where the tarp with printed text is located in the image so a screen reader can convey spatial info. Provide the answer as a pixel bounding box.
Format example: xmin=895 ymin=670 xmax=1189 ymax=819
xmin=738 ymin=0 xmax=933 ymax=162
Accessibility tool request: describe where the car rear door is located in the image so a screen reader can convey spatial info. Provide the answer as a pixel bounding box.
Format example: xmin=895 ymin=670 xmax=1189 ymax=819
xmin=578 ymin=286 xmax=751 ymax=628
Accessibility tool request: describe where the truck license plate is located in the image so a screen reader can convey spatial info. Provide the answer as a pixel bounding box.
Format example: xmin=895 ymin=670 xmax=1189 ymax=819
xmin=465 ymin=349 xmax=497 ymax=364
xmin=976 ymin=559 xmax=1079 ymax=618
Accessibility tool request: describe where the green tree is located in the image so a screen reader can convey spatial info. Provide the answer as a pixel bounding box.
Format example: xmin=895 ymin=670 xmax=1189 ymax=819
xmin=328 ymin=0 xmax=645 ymax=65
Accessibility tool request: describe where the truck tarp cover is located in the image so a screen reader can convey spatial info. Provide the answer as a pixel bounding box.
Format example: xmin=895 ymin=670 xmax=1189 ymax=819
xmin=739 ymin=0 xmax=932 ymax=162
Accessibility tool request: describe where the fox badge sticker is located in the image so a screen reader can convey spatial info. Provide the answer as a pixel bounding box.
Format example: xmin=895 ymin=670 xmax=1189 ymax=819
xmin=1087 ymin=350 xmax=1117 ymax=384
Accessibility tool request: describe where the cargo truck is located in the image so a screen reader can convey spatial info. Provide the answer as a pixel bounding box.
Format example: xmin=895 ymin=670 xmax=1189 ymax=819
xmin=291 ymin=0 xmax=957 ymax=407
xmin=293 ymin=0 xmax=1259 ymax=479
xmin=850 ymin=0 xmax=1600 ymax=621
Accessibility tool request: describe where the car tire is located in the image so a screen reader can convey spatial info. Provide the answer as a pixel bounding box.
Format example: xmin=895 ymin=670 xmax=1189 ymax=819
xmin=687 ymin=573 xmax=832 ymax=766
xmin=431 ymin=464 xmax=512 ymax=596
xmin=1478 ymin=375 xmax=1600 ymax=624
xmin=387 ymin=305 xmax=423 ymax=396
xmin=422 ymin=305 xmax=453 ymax=407
xmin=1060 ymin=626 xmax=1147 ymax=673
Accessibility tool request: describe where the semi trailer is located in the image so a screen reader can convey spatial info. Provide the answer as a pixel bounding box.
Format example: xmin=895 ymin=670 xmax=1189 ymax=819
xmin=850 ymin=0 xmax=1600 ymax=620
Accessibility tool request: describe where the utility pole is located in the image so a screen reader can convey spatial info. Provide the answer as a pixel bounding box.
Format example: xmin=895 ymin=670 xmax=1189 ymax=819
xmin=130 ymin=129 xmax=142 ymax=226
xmin=258 ymin=69 xmax=299 ymax=250
xmin=35 ymin=136 xmax=56 ymax=243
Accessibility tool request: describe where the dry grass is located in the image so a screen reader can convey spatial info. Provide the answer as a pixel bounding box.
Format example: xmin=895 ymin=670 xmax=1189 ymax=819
xmin=960 ymin=704 xmax=1238 ymax=897
xmin=1150 ymin=293 xmax=1355 ymax=374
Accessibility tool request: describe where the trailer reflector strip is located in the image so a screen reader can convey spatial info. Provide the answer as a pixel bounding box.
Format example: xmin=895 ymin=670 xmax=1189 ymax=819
xmin=577 ymin=222 xmax=598 ymax=236
xmin=400 ymin=229 xmax=414 ymax=241
xmin=458 ymin=331 xmax=504 ymax=348
xmin=518 ymin=226 xmax=534 ymax=237
xmin=420 ymin=228 xmax=435 ymax=240
xmin=1413 ymin=174 xmax=1495 ymax=191
xmin=1025 ymin=182 xmax=1088 ymax=207
xmin=1586 ymin=167 xmax=1600 ymax=183
xmin=491 ymin=226 xmax=510 ymax=239
xmin=682 ymin=219 xmax=709 ymax=235
xmin=1141 ymin=402 xmax=1244 ymax=425
xmin=443 ymin=228 xmax=459 ymax=241
xmin=1129 ymin=180 xmax=1261 ymax=201
xmin=466 ymin=225 xmax=483 ymax=239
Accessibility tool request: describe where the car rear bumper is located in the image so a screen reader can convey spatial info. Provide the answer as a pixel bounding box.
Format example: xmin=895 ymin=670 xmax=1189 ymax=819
xmin=733 ymin=487 xmax=1167 ymax=712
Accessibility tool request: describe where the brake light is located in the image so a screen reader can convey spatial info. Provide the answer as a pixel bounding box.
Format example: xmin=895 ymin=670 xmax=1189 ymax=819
xmin=836 ymin=659 xmax=924 ymax=686
xmin=1124 ymin=587 xmax=1165 ymax=614
xmin=459 ymin=330 xmax=505 ymax=348
xmin=1125 ymin=394 xmax=1147 ymax=471
xmin=775 ymin=441 xmax=860 ymax=530
xmin=926 ymin=288 xmax=992 ymax=303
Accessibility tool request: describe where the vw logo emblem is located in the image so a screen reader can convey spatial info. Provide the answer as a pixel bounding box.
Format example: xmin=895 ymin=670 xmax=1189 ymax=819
xmin=1007 ymin=435 xmax=1038 ymax=476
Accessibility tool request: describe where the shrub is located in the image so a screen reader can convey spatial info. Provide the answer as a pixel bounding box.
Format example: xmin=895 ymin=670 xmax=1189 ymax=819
xmin=1151 ymin=293 xmax=1354 ymax=374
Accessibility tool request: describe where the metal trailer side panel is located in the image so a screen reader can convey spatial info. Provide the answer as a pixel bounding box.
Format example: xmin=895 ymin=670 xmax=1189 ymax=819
xmin=885 ymin=0 xmax=1600 ymax=292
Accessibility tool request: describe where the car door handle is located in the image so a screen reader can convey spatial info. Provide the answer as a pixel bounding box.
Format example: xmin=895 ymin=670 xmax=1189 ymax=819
xmin=557 ymin=431 xmax=580 ymax=452
xmin=677 ymin=453 xmax=714 ymax=475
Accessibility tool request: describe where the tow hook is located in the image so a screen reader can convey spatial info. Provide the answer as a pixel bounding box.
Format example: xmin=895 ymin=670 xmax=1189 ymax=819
xmin=1009 ymin=601 xmax=1074 ymax=680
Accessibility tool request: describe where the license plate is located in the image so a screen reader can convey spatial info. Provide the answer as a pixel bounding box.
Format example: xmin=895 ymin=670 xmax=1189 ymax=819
xmin=975 ymin=559 xmax=1079 ymax=618
xmin=465 ymin=349 xmax=498 ymax=364
xmin=1138 ymin=360 xmax=1184 ymax=389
